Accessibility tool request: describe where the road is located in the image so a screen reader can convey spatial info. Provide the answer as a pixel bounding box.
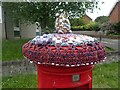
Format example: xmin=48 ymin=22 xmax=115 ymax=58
xmin=96 ymin=38 xmax=119 ymax=51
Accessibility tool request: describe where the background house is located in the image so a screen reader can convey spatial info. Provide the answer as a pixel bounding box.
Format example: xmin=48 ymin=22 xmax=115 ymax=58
xmin=109 ymin=1 xmax=120 ymax=24
xmin=82 ymin=15 xmax=92 ymax=23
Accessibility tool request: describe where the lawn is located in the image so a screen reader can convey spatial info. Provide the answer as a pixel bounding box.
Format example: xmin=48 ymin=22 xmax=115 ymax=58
xmin=2 ymin=74 xmax=38 ymax=88
xmin=92 ymin=62 xmax=119 ymax=88
xmin=2 ymin=39 xmax=114 ymax=61
xmin=105 ymin=46 xmax=115 ymax=52
xmin=2 ymin=62 xmax=119 ymax=88
xmin=2 ymin=39 xmax=30 ymax=61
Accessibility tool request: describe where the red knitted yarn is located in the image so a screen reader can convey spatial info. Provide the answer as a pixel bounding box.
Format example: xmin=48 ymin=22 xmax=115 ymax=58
xmin=22 ymin=41 xmax=106 ymax=67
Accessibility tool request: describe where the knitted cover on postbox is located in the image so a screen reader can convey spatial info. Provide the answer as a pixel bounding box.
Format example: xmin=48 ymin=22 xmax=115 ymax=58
xmin=22 ymin=34 xmax=106 ymax=67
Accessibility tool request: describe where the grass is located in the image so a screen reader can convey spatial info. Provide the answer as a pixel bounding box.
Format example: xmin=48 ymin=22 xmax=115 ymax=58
xmin=2 ymin=74 xmax=37 ymax=88
xmin=2 ymin=39 xmax=114 ymax=61
xmin=92 ymin=62 xmax=119 ymax=88
xmin=2 ymin=62 xmax=119 ymax=88
xmin=2 ymin=39 xmax=30 ymax=61
xmin=105 ymin=46 xmax=115 ymax=52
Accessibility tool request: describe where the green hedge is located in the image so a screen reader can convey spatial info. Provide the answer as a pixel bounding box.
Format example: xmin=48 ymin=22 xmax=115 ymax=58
xmin=71 ymin=21 xmax=100 ymax=31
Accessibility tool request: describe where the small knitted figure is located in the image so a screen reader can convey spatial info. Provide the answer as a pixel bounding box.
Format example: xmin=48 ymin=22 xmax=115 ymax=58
xmin=55 ymin=11 xmax=72 ymax=34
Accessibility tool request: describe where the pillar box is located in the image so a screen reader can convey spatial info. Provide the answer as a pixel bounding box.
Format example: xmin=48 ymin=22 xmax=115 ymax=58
xmin=22 ymin=12 xmax=106 ymax=89
xmin=22 ymin=34 xmax=106 ymax=89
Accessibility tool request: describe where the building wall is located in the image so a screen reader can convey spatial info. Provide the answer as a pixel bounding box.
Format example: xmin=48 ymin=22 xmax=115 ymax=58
xmin=0 ymin=23 xmax=2 ymax=40
xmin=1 ymin=4 xmax=6 ymax=40
xmin=0 ymin=4 xmax=2 ymax=40
xmin=118 ymin=2 xmax=120 ymax=22
xmin=109 ymin=2 xmax=120 ymax=24
xmin=2 ymin=23 xmax=6 ymax=39
xmin=3 ymin=7 xmax=14 ymax=40
xmin=5 ymin=14 xmax=14 ymax=40
xmin=20 ymin=22 xmax=36 ymax=39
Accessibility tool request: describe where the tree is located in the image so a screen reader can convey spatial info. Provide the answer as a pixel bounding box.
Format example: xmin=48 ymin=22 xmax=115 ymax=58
xmin=99 ymin=21 xmax=112 ymax=35
xmin=3 ymin=2 xmax=99 ymax=31
xmin=95 ymin=16 xmax=109 ymax=24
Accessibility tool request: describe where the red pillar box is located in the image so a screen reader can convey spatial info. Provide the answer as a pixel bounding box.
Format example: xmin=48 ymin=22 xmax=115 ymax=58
xmin=37 ymin=64 xmax=94 ymax=89
xmin=22 ymin=34 xmax=106 ymax=89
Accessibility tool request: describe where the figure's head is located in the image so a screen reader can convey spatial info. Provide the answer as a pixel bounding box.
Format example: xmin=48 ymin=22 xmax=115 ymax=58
xmin=63 ymin=11 xmax=69 ymax=18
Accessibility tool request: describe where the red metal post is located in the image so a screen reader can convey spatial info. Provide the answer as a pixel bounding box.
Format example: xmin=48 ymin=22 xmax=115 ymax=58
xmin=37 ymin=64 xmax=94 ymax=90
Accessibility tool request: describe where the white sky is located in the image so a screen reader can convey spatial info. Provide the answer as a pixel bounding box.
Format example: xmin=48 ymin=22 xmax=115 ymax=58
xmin=87 ymin=0 xmax=119 ymax=21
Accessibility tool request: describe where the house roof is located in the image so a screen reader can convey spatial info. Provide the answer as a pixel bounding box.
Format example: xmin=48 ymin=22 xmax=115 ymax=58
xmin=109 ymin=1 xmax=120 ymax=16
xmin=84 ymin=15 xmax=92 ymax=20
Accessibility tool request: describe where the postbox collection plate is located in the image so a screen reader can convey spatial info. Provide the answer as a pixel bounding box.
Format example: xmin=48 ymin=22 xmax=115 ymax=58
xmin=72 ymin=74 xmax=80 ymax=82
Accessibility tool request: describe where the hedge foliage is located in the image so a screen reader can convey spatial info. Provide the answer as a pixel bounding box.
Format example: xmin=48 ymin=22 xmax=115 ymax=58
xmin=71 ymin=21 xmax=100 ymax=31
xmin=70 ymin=18 xmax=85 ymax=26
xmin=112 ymin=21 xmax=120 ymax=34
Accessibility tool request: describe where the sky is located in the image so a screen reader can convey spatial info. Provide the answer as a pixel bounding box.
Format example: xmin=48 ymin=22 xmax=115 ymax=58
xmin=87 ymin=0 xmax=118 ymax=20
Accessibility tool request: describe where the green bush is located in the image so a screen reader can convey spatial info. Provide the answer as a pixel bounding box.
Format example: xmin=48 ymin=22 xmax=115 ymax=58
xmin=70 ymin=18 xmax=85 ymax=26
xmin=84 ymin=21 xmax=98 ymax=31
xmin=71 ymin=21 xmax=100 ymax=31
xmin=112 ymin=21 xmax=120 ymax=34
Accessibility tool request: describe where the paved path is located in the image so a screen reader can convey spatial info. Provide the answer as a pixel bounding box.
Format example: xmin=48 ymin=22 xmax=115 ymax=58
xmin=97 ymin=38 xmax=119 ymax=51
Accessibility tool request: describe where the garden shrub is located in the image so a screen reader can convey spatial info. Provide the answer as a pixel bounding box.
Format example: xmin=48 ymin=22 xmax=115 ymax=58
xmin=70 ymin=18 xmax=85 ymax=26
xmin=112 ymin=21 xmax=120 ymax=34
xmin=71 ymin=21 xmax=100 ymax=31
xmin=99 ymin=21 xmax=113 ymax=35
